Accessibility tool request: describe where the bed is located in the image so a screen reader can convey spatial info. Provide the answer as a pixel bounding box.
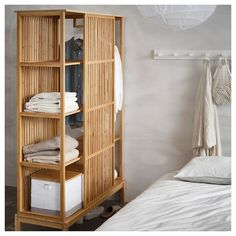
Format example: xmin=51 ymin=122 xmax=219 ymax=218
xmin=97 ymin=170 xmax=231 ymax=231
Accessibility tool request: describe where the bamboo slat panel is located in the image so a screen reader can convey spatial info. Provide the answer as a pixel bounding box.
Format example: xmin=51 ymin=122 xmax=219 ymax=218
xmin=22 ymin=167 xmax=41 ymax=211
xmin=21 ymin=67 xmax=60 ymax=111
xmin=21 ymin=117 xmax=59 ymax=146
xmin=87 ymin=62 xmax=113 ymax=109
xmin=20 ymin=16 xmax=60 ymax=157
xmin=21 ymin=16 xmax=59 ymax=62
xmin=20 ymin=28 xmax=60 ymax=214
xmin=87 ymin=16 xmax=114 ymax=62
xmin=84 ymin=15 xmax=115 ymax=205
xmin=85 ymin=147 xmax=113 ymax=203
xmin=86 ymin=104 xmax=113 ymax=156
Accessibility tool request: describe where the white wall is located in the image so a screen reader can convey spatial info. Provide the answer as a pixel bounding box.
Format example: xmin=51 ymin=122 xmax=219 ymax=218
xmin=5 ymin=5 xmax=231 ymax=201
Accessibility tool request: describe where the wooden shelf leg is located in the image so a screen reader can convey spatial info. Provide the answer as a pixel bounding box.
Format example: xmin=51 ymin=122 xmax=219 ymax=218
xmin=15 ymin=214 xmax=22 ymax=231
xmin=120 ymin=184 xmax=126 ymax=203
xmin=61 ymin=223 xmax=69 ymax=231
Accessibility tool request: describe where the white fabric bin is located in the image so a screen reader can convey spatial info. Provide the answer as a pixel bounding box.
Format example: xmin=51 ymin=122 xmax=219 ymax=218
xmin=31 ymin=169 xmax=83 ymax=217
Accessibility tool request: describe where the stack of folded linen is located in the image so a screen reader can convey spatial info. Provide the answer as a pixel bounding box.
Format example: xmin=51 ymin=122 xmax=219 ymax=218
xmin=23 ymin=135 xmax=79 ymax=164
xmin=25 ymin=92 xmax=79 ymax=113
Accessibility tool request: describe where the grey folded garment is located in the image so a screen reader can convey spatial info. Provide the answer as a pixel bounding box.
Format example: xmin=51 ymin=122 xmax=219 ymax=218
xmin=24 ymin=149 xmax=79 ymax=164
xmin=23 ymin=135 xmax=78 ymax=155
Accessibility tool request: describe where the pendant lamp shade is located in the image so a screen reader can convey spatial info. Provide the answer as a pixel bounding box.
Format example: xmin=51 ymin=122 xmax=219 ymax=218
xmin=137 ymin=5 xmax=217 ymax=31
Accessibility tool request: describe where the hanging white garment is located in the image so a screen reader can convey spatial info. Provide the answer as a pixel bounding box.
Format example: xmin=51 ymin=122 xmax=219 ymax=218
xmin=114 ymin=46 xmax=123 ymax=120
xmin=212 ymin=57 xmax=231 ymax=105
xmin=192 ymin=60 xmax=222 ymax=156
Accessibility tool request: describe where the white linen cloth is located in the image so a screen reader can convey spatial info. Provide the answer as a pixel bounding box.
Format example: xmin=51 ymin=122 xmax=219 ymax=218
xmin=97 ymin=172 xmax=231 ymax=231
xmin=192 ymin=60 xmax=222 ymax=156
xmin=114 ymin=46 xmax=123 ymax=118
xmin=24 ymin=149 xmax=79 ymax=164
xmin=25 ymin=92 xmax=79 ymax=113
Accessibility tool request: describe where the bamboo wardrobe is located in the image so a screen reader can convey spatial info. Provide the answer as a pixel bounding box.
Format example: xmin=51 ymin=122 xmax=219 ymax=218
xmin=15 ymin=9 xmax=125 ymax=230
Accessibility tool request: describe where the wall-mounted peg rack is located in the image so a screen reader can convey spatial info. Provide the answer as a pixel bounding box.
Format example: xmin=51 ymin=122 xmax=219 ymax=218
xmin=153 ymin=50 xmax=231 ymax=60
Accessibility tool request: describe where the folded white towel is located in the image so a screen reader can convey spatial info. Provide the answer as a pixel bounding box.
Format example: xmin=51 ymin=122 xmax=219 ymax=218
xmin=25 ymin=92 xmax=79 ymax=114
xmin=26 ymin=101 xmax=78 ymax=109
xmin=31 ymin=92 xmax=77 ymax=100
xmin=25 ymin=103 xmax=79 ymax=113
xmin=25 ymin=149 xmax=79 ymax=164
xmin=27 ymin=97 xmax=78 ymax=105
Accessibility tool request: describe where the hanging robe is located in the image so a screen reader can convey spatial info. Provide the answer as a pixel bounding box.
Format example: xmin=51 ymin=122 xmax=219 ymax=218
xmin=192 ymin=60 xmax=222 ymax=156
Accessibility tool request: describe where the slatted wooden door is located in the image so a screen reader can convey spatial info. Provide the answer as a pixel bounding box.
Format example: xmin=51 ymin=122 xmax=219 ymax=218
xmin=84 ymin=14 xmax=115 ymax=206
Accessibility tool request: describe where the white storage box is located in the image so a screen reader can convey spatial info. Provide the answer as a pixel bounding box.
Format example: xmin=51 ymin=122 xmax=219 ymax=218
xmin=31 ymin=169 xmax=83 ymax=217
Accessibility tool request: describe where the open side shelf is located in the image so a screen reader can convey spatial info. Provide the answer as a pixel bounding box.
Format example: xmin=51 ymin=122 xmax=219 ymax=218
xmin=20 ymin=60 xmax=83 ymax=67
xmin=20 ymin=108 xmax=83 ymax=119
xmin=20 ymin=156 xmax=82 ymax=170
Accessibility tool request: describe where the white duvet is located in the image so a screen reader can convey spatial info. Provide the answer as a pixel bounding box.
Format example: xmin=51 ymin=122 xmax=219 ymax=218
xmin=97 ymin=173 xmax=231 ymax=231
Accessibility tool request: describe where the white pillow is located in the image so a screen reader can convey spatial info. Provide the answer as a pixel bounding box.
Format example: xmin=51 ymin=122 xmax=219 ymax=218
xmin=174 ymin=156 xmax=231 ymax=185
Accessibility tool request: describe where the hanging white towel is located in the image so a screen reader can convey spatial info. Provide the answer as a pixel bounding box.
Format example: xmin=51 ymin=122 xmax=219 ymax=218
xmin=114 ymin=46 xmax=123 ymax=119
xmin=192 ymin=60 xmax=222 ymax=156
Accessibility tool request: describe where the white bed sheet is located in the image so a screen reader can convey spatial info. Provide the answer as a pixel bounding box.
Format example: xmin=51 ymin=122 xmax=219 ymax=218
xmin=97 ymin=172 xmax=231 ymax=231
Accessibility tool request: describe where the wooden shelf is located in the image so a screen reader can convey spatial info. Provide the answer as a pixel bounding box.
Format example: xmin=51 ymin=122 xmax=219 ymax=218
xmin=20 ymin=108 xmax=82 ymax=119
xmin=65 ymin=60 xmax=83 ymax=66
xmin=32 ymin=169 xmax=82 ymax=182
xmin=20 ymin=156 xmax=82 ymax=170
xmin=65 ymin=108 xmax=83 ymax=116
xmin=20 ymin=209 xmax=60 ymax=220
xmin=20 ymin=161 xmax=60 ymax=170
xmin=65 ymin=156 xmax=82 ymax=167
xmin=19 ymin=60 xmax=83 ymax=67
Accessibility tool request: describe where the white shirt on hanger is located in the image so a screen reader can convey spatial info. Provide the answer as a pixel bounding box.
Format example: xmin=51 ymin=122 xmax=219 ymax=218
xmin=114 ymin=45 xmax=123 ymax=118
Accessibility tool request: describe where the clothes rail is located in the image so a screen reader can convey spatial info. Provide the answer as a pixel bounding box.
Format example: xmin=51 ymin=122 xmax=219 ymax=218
xmin=153 ymin=50 xmax=231 ymax=60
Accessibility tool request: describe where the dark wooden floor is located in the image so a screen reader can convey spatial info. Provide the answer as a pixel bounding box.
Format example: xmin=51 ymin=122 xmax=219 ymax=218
xmin=5 ymin=186 xmax=125 ymax=231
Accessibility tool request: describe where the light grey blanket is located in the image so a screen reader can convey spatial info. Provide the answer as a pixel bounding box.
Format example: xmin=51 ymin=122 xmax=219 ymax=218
xmin=24 ymin=150 xmax=61 ymax=158
xmin=23 ymin=135 xmax=78 ymax=154
xmin=24 ymin=149 xmax=79 ymax=164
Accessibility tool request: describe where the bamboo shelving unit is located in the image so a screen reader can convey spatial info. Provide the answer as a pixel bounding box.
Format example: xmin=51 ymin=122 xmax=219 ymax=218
xmin=15 ymin=9 xmax=125 ymax=231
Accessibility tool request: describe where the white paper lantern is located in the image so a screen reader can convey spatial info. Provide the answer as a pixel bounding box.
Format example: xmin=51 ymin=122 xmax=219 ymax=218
xmin=137 ymin=5 xmax=217 ymax=31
